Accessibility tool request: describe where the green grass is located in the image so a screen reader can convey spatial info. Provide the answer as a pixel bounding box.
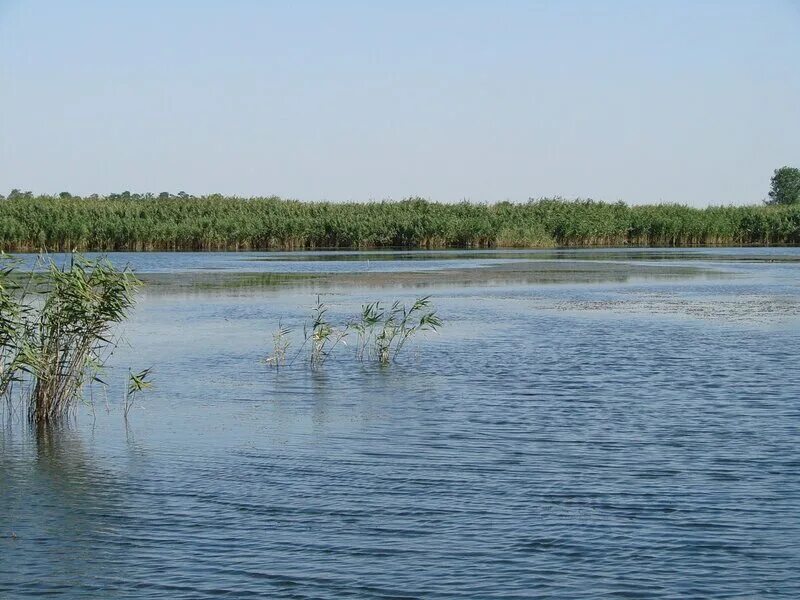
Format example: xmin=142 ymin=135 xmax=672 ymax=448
xmin=1 ymin=195 xmax=798 ymax=250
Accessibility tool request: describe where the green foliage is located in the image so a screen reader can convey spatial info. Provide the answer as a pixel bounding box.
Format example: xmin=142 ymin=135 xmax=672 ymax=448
xmin=124 ymin=367 xmax=153 ymax=419
xmin=0 ymin=254 xmax=28 ymax=397
xmin=264 ymin=320 xmax=292 ymax=369
xmin=366 ymin=296 xmax=442 ymax=365
xmin=0 ymin=255 xmax=141 ymax=422
xmin=768 ymin=166 xmax=800 ymax=206
xmin=303 ymin=296 xmax=349 ymax=368
xmin=1 ymin=194 xmax=798 ymax=250
xmin=271 ymin=296 xmax=442 ymax=369
xmin=353 ymin=302 xmax=382 ymax=361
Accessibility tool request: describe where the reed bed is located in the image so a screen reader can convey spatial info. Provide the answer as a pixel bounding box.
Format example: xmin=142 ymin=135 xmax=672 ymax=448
xmin=1 ymin=195 xmax=798 ymax=251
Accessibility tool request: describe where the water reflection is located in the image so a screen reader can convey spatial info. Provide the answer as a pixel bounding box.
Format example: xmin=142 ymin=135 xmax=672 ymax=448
xmin=0 ymin=417 xmax=133 ymax=596
xmin=139 ymin=260 xmax=725 ymax=295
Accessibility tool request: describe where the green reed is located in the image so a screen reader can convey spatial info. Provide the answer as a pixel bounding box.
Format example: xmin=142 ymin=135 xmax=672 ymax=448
xmin=123 ymin=367 xmax=153 ymax=420
xmin=1 ymin=195 xmax=797 ymax=251
xmin=264 ymin=320 xmax=292 ymax=370
xmin=302 ymin=296 xmax=350 ymax=369
xmin=267 ymin=296 xmax=442 ymax=369
xmin=0 ymin=254 xmax=140 ymax=422
xmin=358 ymin=297 xmax=442 ymax=365
xmin=0 ymin=254 xmax=27 ymax=398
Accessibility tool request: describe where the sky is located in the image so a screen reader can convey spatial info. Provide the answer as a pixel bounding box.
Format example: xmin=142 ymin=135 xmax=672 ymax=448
xmin=1 ymin=1 xmax=798 ymax=205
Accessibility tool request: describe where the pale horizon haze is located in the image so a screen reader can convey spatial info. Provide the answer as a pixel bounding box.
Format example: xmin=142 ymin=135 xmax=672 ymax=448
xmin=1 ymin=0 xmax=799 ymax=206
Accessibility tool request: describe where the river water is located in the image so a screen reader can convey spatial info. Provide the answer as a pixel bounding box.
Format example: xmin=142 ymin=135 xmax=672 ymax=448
xmin=2 ymin=248 xmax=799 ymax=598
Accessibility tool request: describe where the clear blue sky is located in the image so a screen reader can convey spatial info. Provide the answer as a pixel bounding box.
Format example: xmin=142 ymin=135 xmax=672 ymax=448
xmin=1 ymin=1 xmax=798 ymax=205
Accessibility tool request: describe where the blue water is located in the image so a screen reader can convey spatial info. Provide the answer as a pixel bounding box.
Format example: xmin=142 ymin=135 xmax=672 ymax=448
xmin=10 ymin=246 xmax=800 ymax=274
xmin=1 ymin=249 xmax=799 ymax=598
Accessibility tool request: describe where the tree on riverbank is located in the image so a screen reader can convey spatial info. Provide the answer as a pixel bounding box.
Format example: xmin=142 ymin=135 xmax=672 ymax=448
xmin=767 ymin=166 xmax=800 ymax=205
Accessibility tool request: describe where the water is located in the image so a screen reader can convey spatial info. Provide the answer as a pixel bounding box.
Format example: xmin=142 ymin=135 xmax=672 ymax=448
xmin=2 ymin=248 xmax=799 ymax=598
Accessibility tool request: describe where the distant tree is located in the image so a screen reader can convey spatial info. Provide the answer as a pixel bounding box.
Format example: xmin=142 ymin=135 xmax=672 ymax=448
xmin=108 ymin=191 xmax=133 ymax=201
xmin=158 ymin=192 xmax=170 ymax=200
xmin=8 ymin=189 xmax=33 ymax=200
xmin=767 ymin=166 xmax=800 ymax=205
xmin=59 ymin=191 xmax=72 ymax=199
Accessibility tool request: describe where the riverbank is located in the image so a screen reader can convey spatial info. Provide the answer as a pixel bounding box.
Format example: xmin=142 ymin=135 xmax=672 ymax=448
xmin=1 ymin=195 xmax=798 ymax=251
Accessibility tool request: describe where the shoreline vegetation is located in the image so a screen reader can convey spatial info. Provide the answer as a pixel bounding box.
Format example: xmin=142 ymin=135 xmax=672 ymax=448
xmin=1 ymin=195 xmax=799 ymax=251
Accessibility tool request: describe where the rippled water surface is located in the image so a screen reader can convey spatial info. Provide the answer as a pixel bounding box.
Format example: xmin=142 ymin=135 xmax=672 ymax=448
xmin=2 ymin=248 xmax=799 ymax=598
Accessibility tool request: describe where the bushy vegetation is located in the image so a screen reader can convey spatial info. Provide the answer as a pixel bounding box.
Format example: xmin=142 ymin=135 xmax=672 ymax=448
xmin=0 ymin=254 xmax=140 ymax=423
xmin=0 ymin=193 xmax=798 ymax=250
xmin=767 ymin=167 xmax=800 ymax=206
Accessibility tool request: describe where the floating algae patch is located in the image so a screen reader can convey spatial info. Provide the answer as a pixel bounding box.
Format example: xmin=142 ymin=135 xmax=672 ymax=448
xmin=138 ymin=271 xmax=322 ymax=292
xmin=321 ymin=259 xmax=722 ymax=287
xmin=137 ymin=260 xmax=724 ymax=294
xmin=544 ymin=289 xmax=800 ymax=326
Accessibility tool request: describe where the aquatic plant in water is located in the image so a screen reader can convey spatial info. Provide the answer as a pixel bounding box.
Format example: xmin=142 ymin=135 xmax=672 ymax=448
xmin=353 ymin=302 xmax=381 ymax=362
xmin=123 ymin=367 xmax=153 ymax=420
xmin=25 ymin=256 xmax=140 ymax=422
xmin=303 ymin=297 xmax=350 ymax=369
xmin=0 ymin=255 xmax=141 ymax=423
xmin=0 ymin=254 xmax=28 ymax=398
xmin=267 ymin=296 xmax=442 ymax=369
xmin=264 ymin=320 xmax=292 ymax=370
xmin=369 ymin=296 xmax=442 ymax=365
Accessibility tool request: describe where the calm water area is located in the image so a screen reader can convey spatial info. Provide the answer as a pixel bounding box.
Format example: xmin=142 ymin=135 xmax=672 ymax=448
xmin=2 ymin=248 xmax=799 ymax=598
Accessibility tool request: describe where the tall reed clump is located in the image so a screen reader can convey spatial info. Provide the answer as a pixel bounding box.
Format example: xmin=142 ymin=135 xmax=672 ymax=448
xmin=0 ymin=254 xmax=27 ymax=398
xmin=356 ymin=297 xmax=442 ymax=365
xmin=2 ymin=194 xmax=798 ymax=251
xmin=0 ymin=255 xmax=141 ymax=423
xmin=264 ymin=320 xmax=292 ymax=370
xmin=25 ymin=257 xmax=140 ymax=422
xmin=267 ymin=295 xmax=442 ymax=369
xmin=303 ymin=296 xmax=350 ymax=368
